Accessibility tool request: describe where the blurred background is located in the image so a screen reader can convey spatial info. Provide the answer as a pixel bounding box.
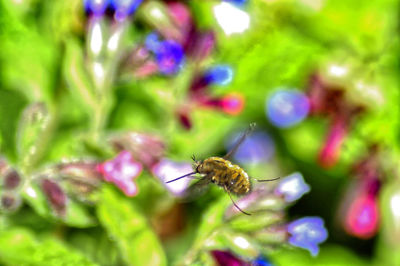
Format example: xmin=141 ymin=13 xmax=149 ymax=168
xmin=0 ymin=0 xmax=399 ymax=265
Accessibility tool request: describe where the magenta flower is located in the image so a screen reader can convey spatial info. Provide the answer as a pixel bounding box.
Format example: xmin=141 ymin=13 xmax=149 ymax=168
xmin=318 ymin=118 xmax=348 ymax=168
xmin=211 ymin=250 xmax=250 ymax=266
xmin=344 ymin=193 xmax=379 ymax=239
xmin=274 ymin=172 xmax=310 ymax=202
xmin=97 ymin=151 xmax=143 ymax=196
xmin=287 ymin=217 xmax=328 ymax=256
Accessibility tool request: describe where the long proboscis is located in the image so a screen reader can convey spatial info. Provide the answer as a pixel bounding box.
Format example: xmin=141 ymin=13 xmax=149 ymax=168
xmin=166 ymin=172 xmax=197 ymax=183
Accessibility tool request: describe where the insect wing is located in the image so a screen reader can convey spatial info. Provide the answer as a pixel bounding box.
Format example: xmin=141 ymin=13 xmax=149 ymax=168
xmin=223 ymin=123 xmax=256 ymax=160
xmin=183 ymin=175 xmax=211 ymax=200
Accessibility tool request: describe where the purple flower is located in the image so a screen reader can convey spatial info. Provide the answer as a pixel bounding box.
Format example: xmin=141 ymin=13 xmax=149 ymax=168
xmin=266 ymin=90 xmax=310 ymax=128
xmin=84 ymin=0 xmax=110 ymax=16
xmin=225 ymin=130 xmax=275 ymax=165
xmin=152 ymin=159 xmax=193 ymax=197
xmin=274 ymin=172 xmax=310 ymax=202
xmin=111 ymin=0 xmax=144 ymax=21
xmin=203 ymin=65 xmax=234 ymax=86
xmin=287 ymin=217 xmax=328 ymax=256
xmin=97 ymin=151 xmax=143 ymax=197
xmin=154 ymin=40 xmax=185 ymax=75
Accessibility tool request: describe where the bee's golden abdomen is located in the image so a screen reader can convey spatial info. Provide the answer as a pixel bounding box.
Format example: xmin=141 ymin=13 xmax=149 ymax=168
xmin=199 ymin=157 xmax=250 ymax=195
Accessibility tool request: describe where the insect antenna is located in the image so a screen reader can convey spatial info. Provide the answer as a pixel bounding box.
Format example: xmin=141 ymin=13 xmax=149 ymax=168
xmin=191 ymin=154 xmax=196 ymax=162
xmin=166 ymin=172 xmax=197 ymax=183
xmin=255 ymin=177 xmax=280 ymax=182
xmin=225 ymin=186 xmax=251 ymax=215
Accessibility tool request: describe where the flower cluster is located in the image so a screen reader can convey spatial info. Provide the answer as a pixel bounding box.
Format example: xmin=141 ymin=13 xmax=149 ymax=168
xmin=218 ymin=172 xmax=327 ymax=260
xmin=306 ymin=69 xmax=369 ymax=168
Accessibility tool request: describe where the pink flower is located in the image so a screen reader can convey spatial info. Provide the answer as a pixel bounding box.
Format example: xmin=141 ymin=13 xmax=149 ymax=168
xmin=97 ymin=151 xmax=143 ymax=196
xmin=318 ymin=118 xmax=348 ymax=168
xmin=345 ymin=193 xmax=379 ymax=239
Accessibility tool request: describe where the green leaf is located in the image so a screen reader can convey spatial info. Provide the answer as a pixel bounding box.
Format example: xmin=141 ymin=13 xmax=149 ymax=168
xmin=0 ymin=89 xmax=27 ymax=161
xmin=17 ymin=102 xmax=52 ymax=171
xmin=97 ymin=186 xmax=167 ymax=266
xmin=0 ymin=228 xmax=96 ymax=266
xmin=63 ymin=39 xmax=96 ymax=112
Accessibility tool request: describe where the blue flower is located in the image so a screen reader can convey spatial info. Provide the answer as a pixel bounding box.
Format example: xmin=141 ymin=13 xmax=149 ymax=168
xmin=266 ymin=89 xmax=310 ymax=128
xmin=154 ymin=40 xmax=185 ymax=75
xmin=252 ymin=255 xmax=274 ymax=266
xmin=84 ymin=0 xmax=110 ymax=16
xmin=223 ymin=0 xmax=248 ymax=6
xmin=274 ymin=172 xmax=310 ymax=202
xmin=225 ymin=131 xmax=275 ymax=165
xmin=145 ymin=32 xmax=161 ymax=52
xmin=203 ymin=65 xmax=234 ymax=86
xmin=287 ymin=217 xmax=328 ymax=257
xmin=111 ymin=0 xmax=143 ymax=21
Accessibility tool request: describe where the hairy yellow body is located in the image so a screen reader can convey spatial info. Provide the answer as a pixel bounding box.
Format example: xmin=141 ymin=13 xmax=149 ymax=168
xmin=197 ymin=156 xmax=251 ymax=195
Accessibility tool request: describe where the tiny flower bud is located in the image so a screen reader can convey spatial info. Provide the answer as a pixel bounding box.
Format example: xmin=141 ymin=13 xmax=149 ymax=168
xmin=84 ymin=0 xmax=110 ymax=17
xmin=110 ymin=132 xmax=165 ymax=168
xmin=203 ymin=65 xmax=234 ymax=86
xmin=221 ymin=93 xmax=245 ymax=115
xmin=252 ymin=255 xmax=273 ymax=266
xmin=154 ymin=40 xmax=185 ymax=75
xmin=3 ymin=170 xmax=21 ymax=190
xmin=0 ymin=192 xmax=21 ymax=212
xmin=111 ymin=0 xmax=144 ymax=21
xmin=41 ymin=179 xmax=67 ymax=216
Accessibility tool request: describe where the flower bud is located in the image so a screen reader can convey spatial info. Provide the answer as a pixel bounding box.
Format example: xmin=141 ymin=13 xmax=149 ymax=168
xmin=41 ymin=178 xmax=67 ymax=216
xmin=0 ymin=192 xmax=22 ymax=212
xmin=110 ymin=132 xmax=165 ymax=168
xmin=3 ymin=170 xmax=21 ymax=190
xmin=210 ymin=250 xmax=250 ymax=266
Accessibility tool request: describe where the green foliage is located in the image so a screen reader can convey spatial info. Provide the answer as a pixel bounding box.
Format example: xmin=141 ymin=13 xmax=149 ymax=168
xmin=0 ymin=0 xmax=399 ymax=264
xmin=97 ymin=186 xmax=167 ymax=266
xmin=0 ymin=228 xmax=96 ymax=266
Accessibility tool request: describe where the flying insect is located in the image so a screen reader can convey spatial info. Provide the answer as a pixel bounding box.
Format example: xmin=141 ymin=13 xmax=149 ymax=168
xmin=166 ymin=123 xmax=279 ymax=215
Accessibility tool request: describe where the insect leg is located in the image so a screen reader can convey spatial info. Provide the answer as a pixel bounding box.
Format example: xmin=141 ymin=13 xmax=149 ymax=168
xmin=224 ymin=185 xmax=251 ymax=216
xmin=224 ymin=123 xmax=256 ymax=160
xmin=255 ymin=177 xmax=280 ymax=182
xmin=166 ymin=172 xmax=197 ymax=183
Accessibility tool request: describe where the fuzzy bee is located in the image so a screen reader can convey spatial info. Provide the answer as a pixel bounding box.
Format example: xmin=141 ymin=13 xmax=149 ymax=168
xmin=167 ymin=123 xmax=279 ymax=215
